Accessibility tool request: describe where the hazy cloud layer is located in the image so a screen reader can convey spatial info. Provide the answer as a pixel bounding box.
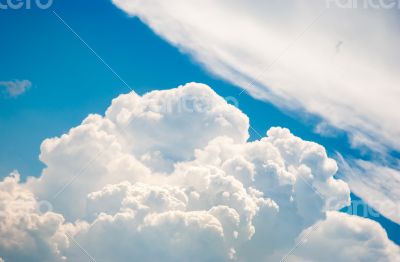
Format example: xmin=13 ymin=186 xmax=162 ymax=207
xmin=0 ymin=83 xmax=398 ymax=261
xmin=0 ymin=80 xmax=31 ymax=97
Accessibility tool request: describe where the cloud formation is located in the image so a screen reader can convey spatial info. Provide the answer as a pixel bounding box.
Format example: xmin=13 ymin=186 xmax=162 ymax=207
xmin=111 ymin=0 xmax=400 ymax=152
xmin=0 ymin=79 xmax=31 ymax=97
xmin=338 ymin=156 xmax=400 ymax=224
xmin=287 ymin=212 xmax=400 ymax=262
xmin=0 ymin=83 xmax=398 ymax=261
xmin=111 ymin=0 xmax=400 ymax=224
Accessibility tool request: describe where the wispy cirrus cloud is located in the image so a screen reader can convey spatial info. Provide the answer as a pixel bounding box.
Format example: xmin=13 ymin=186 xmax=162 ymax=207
xmin=0 ymin=79 xmax=32 ymax=97
xmin=337 ymin=155 xmax=400 ymax=224
xmin=111 ymin=0 xmax=400 ymax=153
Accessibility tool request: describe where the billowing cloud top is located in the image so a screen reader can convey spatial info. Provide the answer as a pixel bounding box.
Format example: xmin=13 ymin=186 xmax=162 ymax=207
xmin=111 ymin=0 xmax=400 ymax=224
xmin=0 ymin=83 xmax=398 ymax=261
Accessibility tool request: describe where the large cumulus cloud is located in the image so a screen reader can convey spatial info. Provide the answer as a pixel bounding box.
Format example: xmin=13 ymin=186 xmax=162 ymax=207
xmin=0 ymin=83 xmax=399 ymax=261
xmin=111 ymin=0 xmax=400 ymax=224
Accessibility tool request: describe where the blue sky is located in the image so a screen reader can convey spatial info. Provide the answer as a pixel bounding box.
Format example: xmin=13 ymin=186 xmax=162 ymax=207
xmin=0 ymin=0 xmax=360 ymax=177
xmin=1 ymin=0 xmax=399 ymax=247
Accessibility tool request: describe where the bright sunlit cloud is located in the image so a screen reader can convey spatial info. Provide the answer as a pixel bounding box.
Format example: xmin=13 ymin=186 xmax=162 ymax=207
xmin=1 ymin=83 xmax=398 ymax=261
xmin=112 ymin=0 xmax=400 ymax=223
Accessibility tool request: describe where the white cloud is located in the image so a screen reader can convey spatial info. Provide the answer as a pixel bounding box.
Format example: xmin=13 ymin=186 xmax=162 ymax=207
xmin=337 ymin=156 xmax=400 ymax=224
xmin=111 ymin=0 xmax=400 ymax=225
xmin=286 ymin=212 xmax=400 ymax=262
xmin=0 ymin=172 xmax=67 ymax=262
xmin=0 ymin=83 xmax=398 ymax=261
xmin=29 ymin=83 xmax=248 ymax=220
xmin=0 ymin=79 xmax=31 ymax=97
xmin=111 ymin=0 xmax=400 ymax=152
